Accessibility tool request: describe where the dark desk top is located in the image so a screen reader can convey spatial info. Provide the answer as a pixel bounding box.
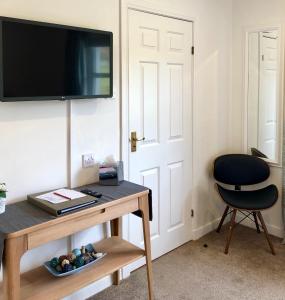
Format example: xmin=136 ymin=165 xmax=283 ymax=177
xmin=0 ymin=180 xmax=150 ymax=237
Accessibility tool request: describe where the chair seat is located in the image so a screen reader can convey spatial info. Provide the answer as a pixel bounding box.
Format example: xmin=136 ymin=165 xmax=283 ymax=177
xmin=217 ymin=184 xmax=278 ymax=210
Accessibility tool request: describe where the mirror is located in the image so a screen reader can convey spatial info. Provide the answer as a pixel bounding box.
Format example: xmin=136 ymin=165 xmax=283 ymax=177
xmin=245 ymin=27 xmax=283 ymax=164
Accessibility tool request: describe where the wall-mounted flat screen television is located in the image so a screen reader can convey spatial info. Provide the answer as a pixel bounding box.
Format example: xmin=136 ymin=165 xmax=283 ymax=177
xmin=0 ymin=16 xmax=113 ymax=101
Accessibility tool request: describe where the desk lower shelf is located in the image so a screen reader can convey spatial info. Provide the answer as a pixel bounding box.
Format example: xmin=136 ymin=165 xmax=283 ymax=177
xmin=2 ymin=237 xmax=145 ymax=300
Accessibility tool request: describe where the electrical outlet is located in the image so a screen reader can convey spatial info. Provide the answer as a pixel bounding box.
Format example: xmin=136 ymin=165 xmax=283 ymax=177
xmin=82 ymin=153 xmax=96 ymax=168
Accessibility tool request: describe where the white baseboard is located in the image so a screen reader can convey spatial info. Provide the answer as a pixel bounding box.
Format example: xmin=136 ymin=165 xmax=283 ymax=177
xmin=235 ymin=214 xmax=284 ymax=238
xmin=64 ymin=276 xmax=113 ymax=300
xmin=192 ymin=217 xmax=221 ymax=240
xmin=65 ymin=267 xmax=130 ymax=299
xmin=192 ymin=215 xmax=284 ymax=241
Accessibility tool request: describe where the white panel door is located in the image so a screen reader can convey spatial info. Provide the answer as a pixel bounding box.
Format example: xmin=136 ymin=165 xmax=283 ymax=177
xmin=258 ymin=32 xmax=278 ymax=160
xmin=128 ymin=10 xmax=193 ymax=260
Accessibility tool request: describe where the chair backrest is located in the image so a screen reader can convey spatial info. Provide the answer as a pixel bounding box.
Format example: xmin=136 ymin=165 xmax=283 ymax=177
xmin=214 ymin=154 xmax=270 ymax=186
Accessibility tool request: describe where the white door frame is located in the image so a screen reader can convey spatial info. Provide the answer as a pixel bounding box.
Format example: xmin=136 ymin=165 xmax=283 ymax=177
xmin=120 ymin=0 xmax=195 ymax=277
xmin=242 ymin=24 xmax=284 ymax=167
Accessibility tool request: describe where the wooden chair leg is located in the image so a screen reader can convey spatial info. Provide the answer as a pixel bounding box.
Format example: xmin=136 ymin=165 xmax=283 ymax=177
xmin=257 ymin=211 xmax=276 ymax=255
xmin=224 ymin=209 xmax=237 ymax=254
xmin=253 ymin=212 xmax=260 ymax=233
xmin=217 ymin=206 xmax=230 ymax=233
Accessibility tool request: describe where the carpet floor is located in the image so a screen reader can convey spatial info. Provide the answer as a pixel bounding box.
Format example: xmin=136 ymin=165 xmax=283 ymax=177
xmin=90 ymin=225 xmax=285 ymax=300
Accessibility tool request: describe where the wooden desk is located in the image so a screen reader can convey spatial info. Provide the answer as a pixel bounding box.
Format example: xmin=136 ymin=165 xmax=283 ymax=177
xmin=1 ymin=189 xmax=153 ymax=300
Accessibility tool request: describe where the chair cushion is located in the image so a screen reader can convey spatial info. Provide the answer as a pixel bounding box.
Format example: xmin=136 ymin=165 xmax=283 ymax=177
xmin=214 ymin=154 xmax=270 ymax=186
xmin=217 ymin=184 xmax=278 ymax=210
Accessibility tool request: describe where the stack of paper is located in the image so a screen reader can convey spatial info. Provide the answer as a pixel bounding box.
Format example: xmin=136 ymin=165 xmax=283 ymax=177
xmin=36 ymin=189 xmax=86 ymax=204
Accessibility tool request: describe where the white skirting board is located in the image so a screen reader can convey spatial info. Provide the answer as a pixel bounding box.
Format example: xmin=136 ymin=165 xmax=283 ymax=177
xmin=235 ymin=214 xmax=284 ymax=238
xmin=192 ymin=218 xmax=222 ymax=240
xmin=64 ymin=275 xmax=113 ymax=300
xmin=192 ymin=214 xmax=284 ymax=240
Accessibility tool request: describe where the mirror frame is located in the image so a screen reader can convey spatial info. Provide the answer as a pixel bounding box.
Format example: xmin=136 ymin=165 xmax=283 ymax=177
xmin=243 ymin=25 xmax=284 ymax=167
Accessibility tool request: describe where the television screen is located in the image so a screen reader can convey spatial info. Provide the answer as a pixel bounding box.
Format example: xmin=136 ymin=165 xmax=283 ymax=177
xmin=0 ymin=17 xmax=113 ymax=101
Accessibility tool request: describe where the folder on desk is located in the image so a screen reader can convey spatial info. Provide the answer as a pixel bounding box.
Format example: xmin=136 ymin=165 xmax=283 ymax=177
xmin=27 ymin=190 xmax=98 ymax=217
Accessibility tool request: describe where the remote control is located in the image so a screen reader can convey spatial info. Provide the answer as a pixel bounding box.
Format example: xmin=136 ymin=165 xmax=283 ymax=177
xmin=80 ymin=189 xmax=102 ymax=198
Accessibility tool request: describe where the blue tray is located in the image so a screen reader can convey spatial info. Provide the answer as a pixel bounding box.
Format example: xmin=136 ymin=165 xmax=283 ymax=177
xmin=44 ymin=253 xmax=106 ymax=277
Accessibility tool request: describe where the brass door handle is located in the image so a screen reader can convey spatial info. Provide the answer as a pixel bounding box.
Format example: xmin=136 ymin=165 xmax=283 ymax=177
xmin=130 ymin=131 xmax=145 ymax=152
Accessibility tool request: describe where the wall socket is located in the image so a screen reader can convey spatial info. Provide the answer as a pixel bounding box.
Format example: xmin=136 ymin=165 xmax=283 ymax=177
xmin=82 ymin=153 xmax=96 ymax=168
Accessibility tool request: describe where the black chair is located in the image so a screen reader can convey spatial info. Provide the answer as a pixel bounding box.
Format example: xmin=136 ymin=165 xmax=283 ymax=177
xmin=214 ymin=154 xmax=278 ymax=255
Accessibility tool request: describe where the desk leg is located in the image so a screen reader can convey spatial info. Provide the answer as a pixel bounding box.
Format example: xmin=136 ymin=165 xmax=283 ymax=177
xmin=111 ymin=217 xmax=122 ymax=285
xmin=3 ymin=236 xmax=27 ymax=300
xmin=139 ymin=195 xmax=154 ymax=300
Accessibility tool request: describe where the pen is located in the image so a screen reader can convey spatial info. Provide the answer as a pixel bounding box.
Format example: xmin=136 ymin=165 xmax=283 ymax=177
xmin=53 ymin=192 xmax=71 ymax=200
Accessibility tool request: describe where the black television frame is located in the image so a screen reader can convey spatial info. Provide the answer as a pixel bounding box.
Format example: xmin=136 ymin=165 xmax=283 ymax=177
xmin=0 ymin=16 xmax=113 ymax=102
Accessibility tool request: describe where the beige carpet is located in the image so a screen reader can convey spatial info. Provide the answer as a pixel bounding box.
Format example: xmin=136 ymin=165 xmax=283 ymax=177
xmin=90 ymin=225 xmax=285 ymax=300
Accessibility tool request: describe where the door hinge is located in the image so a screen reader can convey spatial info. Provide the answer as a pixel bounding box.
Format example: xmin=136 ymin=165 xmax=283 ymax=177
xmin=191 ymin=46 xmax=194 ymax=55
xmin=191 ymin=209 xmax=194 ymax=217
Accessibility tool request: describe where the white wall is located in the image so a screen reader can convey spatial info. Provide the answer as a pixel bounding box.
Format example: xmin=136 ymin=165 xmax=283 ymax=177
xmin=0 ymin=0 xmax=233 ymax=298
xmin=231 ymin=0 xmax=285 ymax=237
xmin=0 ymin=0 xmax=120 ymax=298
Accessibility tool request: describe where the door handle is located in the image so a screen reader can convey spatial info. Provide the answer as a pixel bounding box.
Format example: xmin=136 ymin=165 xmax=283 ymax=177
xmin=129 ymin=131 xmax=145 ymax=152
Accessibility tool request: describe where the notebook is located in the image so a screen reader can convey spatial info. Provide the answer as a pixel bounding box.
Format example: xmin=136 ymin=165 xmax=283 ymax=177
xmin=27 ymin=189 xmax=98 ymax=217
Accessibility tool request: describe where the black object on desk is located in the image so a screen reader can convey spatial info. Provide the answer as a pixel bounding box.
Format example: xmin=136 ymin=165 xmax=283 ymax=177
xmin=80 ymin=189 xmax=102 ymax=198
